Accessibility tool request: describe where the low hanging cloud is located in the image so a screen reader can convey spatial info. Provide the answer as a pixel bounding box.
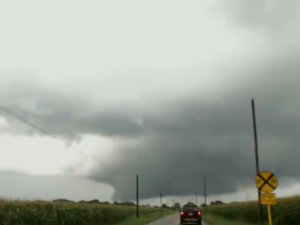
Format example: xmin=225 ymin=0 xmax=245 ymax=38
xmin=0 ymin=0 xmax=300 ymax=201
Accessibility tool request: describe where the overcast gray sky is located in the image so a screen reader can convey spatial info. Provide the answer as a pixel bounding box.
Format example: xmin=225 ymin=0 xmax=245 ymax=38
xmin=0 ymin=0 xmax=300 ymax=205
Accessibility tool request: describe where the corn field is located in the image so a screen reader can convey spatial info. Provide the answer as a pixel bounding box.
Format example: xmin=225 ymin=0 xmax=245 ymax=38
xmin=202 ymin=196 xmax=300 ymax=225
xmin=0 ymin=199 xmax=160 ymax=225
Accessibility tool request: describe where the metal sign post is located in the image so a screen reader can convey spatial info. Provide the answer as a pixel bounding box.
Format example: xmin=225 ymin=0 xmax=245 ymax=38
xmin=255 ymin=170 xmax=279 ymax=225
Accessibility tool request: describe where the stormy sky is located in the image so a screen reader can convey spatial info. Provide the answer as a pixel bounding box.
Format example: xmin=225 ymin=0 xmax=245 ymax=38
xmin=0 ymin=0 xmax=300 ymax=204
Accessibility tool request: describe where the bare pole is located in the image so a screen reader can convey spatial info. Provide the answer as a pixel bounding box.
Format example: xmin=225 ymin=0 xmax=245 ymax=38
xmin=251 ymin=99 xmax=263 ymax=224
xmin=136 ymin=175 xmax=139 ymax=218
xmin=160 ymin=191 xmax=163 ymax=215
xmin=196 ymin=190 xmax=198 ymax=206
xmin=203 ymin=178 xmax=207 ymax=206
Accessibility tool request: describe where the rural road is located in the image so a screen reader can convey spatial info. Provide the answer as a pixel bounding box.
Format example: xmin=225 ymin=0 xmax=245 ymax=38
xmin=147 ymin=213 xmax=209 ymax=225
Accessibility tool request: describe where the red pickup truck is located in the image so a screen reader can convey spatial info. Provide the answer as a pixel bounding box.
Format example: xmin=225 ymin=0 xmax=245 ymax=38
xmin=179 ymin=202 xmax=202 ymax=225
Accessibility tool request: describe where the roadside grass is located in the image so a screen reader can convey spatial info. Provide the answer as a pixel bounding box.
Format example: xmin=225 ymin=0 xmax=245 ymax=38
xmin=0 ymin=198 xmax=171 ymax=225
xmin=208 ymin=195 xmax=300 ymax=208
xmin=203 ymin=214 xmax=268 ymax=225
xmin=202 ymin=195 xmax=300 ymax=225
xmin=115 ymin=211 xmax=175 ymax=225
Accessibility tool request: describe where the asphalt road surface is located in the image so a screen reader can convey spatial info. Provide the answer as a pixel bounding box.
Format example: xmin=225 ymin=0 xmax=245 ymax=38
xmin=147 ymin=213 xmax=209 ymax=225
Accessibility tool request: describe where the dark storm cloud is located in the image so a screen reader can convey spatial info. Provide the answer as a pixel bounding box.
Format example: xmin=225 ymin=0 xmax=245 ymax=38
xmin=90 ymin=69 xmax=300 ymax=201
xmin=87 ymin=1 xmax=300 ymax=200
xmin=0 ymin=81 xmax=145 ymax=140
xmin=87 ymin=47 xmax=300 ymax=200
xmin=1 ymin=0 xmax=300 ymax=201
xmin=216 ymin=0 xmax=300 ymax=32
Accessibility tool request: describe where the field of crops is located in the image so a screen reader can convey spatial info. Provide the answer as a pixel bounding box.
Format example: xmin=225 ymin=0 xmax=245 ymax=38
xmin=0 ymin=199 xmax=161 ymax=225
xmin=202 ymin=195 xmax=300 ymax=225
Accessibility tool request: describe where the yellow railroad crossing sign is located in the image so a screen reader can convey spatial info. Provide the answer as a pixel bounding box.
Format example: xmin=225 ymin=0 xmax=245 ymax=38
xmin=260 ymin=193 xmax=277 ymax=205
xmin=255 ymin=170 xmax=278 ymax=193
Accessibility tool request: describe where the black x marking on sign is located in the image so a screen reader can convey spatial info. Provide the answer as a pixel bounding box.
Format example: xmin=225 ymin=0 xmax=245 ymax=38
xmin=257 ymin=173 xmax=276 ymax=191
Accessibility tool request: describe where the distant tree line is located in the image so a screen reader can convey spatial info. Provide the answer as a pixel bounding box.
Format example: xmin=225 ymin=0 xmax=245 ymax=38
xmin=52 ymin=198 xmax=224 ymax=208
xmin=52 ymin=199 xmax=138 ymax=206
xmin=52 ymin=199 xmax=165 ymax=207
xmin=200 ymin=200 xmax=224 ymax=208
xmin=210 ymin=200 xmax=224 ymax=206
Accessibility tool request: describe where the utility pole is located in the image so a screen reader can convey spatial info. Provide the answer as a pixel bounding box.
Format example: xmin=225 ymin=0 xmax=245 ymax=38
xmin=196 ymin=190 xmax=198 ymax=206
xmin=136 ymin=175 xmax=139 ymax=218
xmin=251 ymin=99 xmax=263 ymax=224
xmin=160 ymin=191 xmax=163 ymax=215
xmin=203 ymin=178 xmax=207 ymax=206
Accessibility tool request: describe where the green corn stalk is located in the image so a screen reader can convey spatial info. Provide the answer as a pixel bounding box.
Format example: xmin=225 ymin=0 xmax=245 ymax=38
xmin=202 ymin=198 xmax=300 ymax=225
xmin=0 ymin=200 xmax=160 ymax=225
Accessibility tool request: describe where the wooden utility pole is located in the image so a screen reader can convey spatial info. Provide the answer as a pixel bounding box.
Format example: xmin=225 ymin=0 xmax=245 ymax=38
xmin=136 ymin=175 xmax=139 ymax=218
xmin=160 ymin=191 xmax=163 ymax=215
xmin=251 ymin=99 xmax=263 ymax=225
xmin=203 ymin=178 xmax=207 ymax=206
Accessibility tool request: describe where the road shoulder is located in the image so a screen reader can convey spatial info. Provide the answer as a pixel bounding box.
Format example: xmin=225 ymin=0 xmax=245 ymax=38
xmin=203 ymin=214 xmax=262 ymax=225
xmin=115 ymin=211 xmax=175 ymax=225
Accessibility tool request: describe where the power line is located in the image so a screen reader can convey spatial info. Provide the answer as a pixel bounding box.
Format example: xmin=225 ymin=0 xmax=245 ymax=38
xmin=77 ymin=150 xmax=116 ymax=172
xmin=0 ymin=104 xmax=116 ymax=172
xmin=0 ymin=105 xmax=58 ymax=140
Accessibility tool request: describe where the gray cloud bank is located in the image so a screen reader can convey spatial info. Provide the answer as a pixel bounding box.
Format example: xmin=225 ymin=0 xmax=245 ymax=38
xmin=1 ymin=0 xmax=300 ymax=201
xmin=0 ymin=170 xmax=113 ymax=201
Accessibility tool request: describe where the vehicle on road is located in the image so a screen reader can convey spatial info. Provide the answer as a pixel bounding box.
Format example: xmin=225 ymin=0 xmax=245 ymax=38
xmin=180 ymin=202 xmax=202 ymax=225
